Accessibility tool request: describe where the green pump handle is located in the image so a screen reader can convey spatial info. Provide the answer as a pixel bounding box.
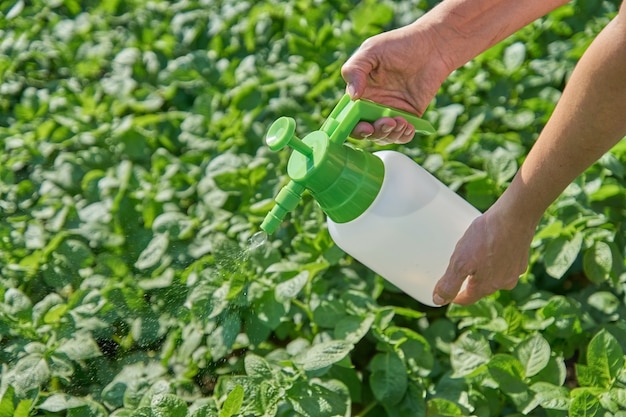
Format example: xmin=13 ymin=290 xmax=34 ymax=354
xmin=260 ymin=94 xmax=435 ymax=234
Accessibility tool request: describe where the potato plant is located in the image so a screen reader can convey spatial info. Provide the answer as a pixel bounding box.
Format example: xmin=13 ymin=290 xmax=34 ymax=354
xmin=0 ymin=0 xmax=625 ymax=416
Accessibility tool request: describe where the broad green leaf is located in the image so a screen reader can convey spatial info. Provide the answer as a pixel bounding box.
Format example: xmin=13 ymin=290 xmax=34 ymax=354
xmin=450 ymin=331 xmax=492 ymax=377
xmin=219 ymin=385 xmax=244 ymax=417
xmin=152 ymin=212 xmax=196 ymax=240
xmin=67 ymin=401 xmax=108 ymax=417
xmin=582 ymin=241 xmax=613 ymax=284
xmin=369 ymin=351 xmax=408 ymax=406
xmin=135 ymin=233 xmax=169 ymax=270
xmin=288 ymin=380 xmax=350 ymax=417
xmin=569 ymin=390 xmax=601 ymax=417
xmin=334 ymin=314 xmax=375 ymax=345
xmin=532 ymin=355 xmax=567 ymax=386
xmin=11 ymin=354 xmax=50 ymax=394
xmin=436 ymin=103 xmax=464 ymax=136
xmin=581 ymin=329 xmax=624 ymax=388
xmin=56 ymin=333 xmax=102 ymax=361
xmin=529 ymin=382 xmax=570 ymax=411
xmin=426 ymin=398 xmax=464 ymax=417
xmin=544 ymin=233 xmax=583 ymax=279
xmin=207 ymin=313 xmax=240 ymax=360
xmin=385 ymin=383 xmax=426 ymax=417
xmin=294 ymin=340 xmax=354 ymax=372
xmin=150 ymin=393 xmax=187 ymax=417
xmin=0 ymin=385 xmax=15 ymax=417
xmin=487 ymin=354 xmax=527 ymax=394
xmin=3 ymin=288 xmax=32 ymax=318
xmin=504 ymin=42 xmax=526 ymax=71
xmin=587 ymin=291 xmax=620 ymax=315
xmin=244 ymin=354 xmax=273 ymax=379
xmin=131 ymin=407 xmax=153 ymax=417
xmin=486 ymin=147 xmax=518 ymax=186
xmin=515 ymin=334 xmax=551 ymax=378
xmin=38 ymin=395 xmax=87 ymax=412
xmin=385 ymin=327 xmax=433 ymax=376
xmin=13 ymin=400 xmax=32 ymax=417
xmin=275 ymin=271 xmax=308 ymax=303
xmin=610 ymin=388 xmax=626 ymax=408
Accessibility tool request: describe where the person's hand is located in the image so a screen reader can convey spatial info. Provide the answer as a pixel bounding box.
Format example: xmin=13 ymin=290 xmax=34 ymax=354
xmin=432 ymin=201 xmax=538 ymax=305
xmin=341 ymin=23 xmax=451 ymax=143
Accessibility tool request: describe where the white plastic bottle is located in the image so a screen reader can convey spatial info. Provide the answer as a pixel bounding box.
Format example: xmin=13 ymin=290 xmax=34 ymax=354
xmin=327 ymin=150 xmax=480 ymax=306
xmin=261 ymin=95 xmax=480 ymax=307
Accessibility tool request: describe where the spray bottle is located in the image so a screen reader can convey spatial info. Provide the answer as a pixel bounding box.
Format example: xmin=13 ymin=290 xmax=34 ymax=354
xmin=260 ymin=94 xmax=480 ymax=307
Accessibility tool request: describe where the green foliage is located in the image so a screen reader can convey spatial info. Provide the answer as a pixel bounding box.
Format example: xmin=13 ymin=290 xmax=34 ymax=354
xmin=1 ymin=0 xmax=625 ymax=416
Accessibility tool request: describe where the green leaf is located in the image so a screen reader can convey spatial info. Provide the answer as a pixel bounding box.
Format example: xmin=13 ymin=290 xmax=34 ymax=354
xmin=544 ymin=233 xmax=583 ymax=279
xmin=486 ymin=147 xmax=518 ymax=186
xmin=528 ymin=382 xmax=570 ymax=411
xmin=288 ymin=380 xmax=350 ymax=417
xmin=11 ymin=354 xmax=50 ymax=395
xmin=385 ymin=383 xmax=426 ymax=417
xmin=150 ymin=393 xmax=187 ymax=417
xmin=135 ymin=233 xmax=169 ymax=270
xmin=244 ymin=354 xmax=273 ymax=379
xmin=219 ymin=385 xmax=244 ymax=417
xmin=294 ymin=340 xmax=354 ymax=372
xmin=450 ymin=331 xmax=492 ymax=377
xmin=504 ymin=42 xmax=526 ymax=71
xmin=426 ymin=398 xmax=465 ymax=417
xmin=56 ymin=333 xmax=102 ymax=361
xmin=487 ymin=354 xmax=527 ymax=394
xmin=38 ymin=394 xmax=87 ymax=412
xmin=609 ymin=388 xmax=626 ymax=409
xmin=569 ymin=390 xmax=601 ymax=417
xmin=369 ymin=351 xmax=408 ymax=405
xmin=582 ymin=241 xmax=613 ymax=284
xmin=334 ymin=314 xmax=375 ymax=345
xmin=0 ymin=385 xmax=15 ymax=417
xmin=275 ymin=271 xmax=308 ymax=303
xmin=515 ymin=334 xmax=551 ymax=378
xmin=579 ymin=329 xmax=624 ymax=388
xmin=587 ymin=291 xmax=620 ymax=315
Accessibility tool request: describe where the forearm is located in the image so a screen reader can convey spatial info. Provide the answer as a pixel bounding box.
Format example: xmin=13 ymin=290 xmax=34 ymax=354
xmin=416 ymin=0 xmax=570 ymax=72
xmin=498 ymin=6 xmax=626 ymax=225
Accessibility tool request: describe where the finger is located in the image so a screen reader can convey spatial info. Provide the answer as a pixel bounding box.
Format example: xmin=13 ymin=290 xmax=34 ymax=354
xmin=450 ymin=276 xmax=490 ymax=305
xmin=432 ymin=259 xmax=475 ymax=306
xmin=453 ymin=271 xmax=522 ymax=305
xmin=372 ymin=117 xmax=397 ymax=141
xmin=388 ymin=117 xmax=415 ymax=144
xmin=350 ymin=121 xmax=375 ymax=139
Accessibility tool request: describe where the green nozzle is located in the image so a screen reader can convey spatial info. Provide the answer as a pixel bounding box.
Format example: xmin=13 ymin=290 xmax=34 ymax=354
xmin=260 ymin=180 xmax=305 ymax=234
xmin=260 ymin=94 xmax=435 ymax=234
xmin=266 ymin=117 xmax=313 ymax=156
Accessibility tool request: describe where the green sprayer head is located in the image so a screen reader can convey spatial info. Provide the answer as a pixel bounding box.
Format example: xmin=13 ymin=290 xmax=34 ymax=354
xmin=260 ymin=94 xmax=435 ymax=234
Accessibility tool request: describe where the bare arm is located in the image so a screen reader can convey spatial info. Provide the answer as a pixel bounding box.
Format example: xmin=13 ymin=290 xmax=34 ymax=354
xmin=434 ymin=2 xmax=626 ymax=305
xmin=421 ymin=0 xmax=571 ymax=73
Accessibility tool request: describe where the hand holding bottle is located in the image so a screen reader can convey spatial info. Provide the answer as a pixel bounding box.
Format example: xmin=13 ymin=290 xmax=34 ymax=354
xmin=341 ymin=25 xmax=450 ymax=144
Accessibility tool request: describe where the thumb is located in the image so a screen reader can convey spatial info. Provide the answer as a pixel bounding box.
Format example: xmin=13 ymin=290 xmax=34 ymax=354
xmin=432 ymin=262 xmax=472 ymax=306
xmin=341 ymin=51 xmax=373 ymax=100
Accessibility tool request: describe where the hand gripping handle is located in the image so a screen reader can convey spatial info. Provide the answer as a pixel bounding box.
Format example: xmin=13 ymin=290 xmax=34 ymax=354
xmin=321 ymin=94 xmax=435 ymax=144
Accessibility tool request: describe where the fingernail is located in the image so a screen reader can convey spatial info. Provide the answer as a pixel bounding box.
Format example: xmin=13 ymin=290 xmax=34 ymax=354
xmin=433 ymin=294 xmax=448 ymax=305
xmin=347 ymin=84 xmax=357 ymax=99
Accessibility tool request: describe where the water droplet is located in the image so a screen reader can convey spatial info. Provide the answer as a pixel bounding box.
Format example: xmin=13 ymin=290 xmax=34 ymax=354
xmin=248 ymin=231 xmax=267 ymax=251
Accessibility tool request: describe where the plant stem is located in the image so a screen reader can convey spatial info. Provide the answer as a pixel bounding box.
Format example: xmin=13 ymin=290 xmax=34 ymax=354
xmin=354 ymin=401 xmax=377 ymax=417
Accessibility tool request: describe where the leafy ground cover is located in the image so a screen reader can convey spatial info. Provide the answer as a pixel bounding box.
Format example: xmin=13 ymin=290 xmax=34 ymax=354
xmin=1 ymin=0 xmax=625 ymax=416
